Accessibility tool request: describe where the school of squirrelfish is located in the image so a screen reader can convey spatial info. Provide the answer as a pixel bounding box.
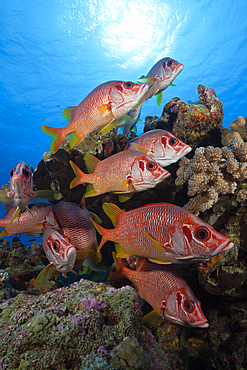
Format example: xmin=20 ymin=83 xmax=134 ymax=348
xmin=0 ymin=56 xmax=235 ymax=329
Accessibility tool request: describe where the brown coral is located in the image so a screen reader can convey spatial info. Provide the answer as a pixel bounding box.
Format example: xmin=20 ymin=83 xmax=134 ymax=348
xmin=175 ymin=145 xmax=247 ymax=215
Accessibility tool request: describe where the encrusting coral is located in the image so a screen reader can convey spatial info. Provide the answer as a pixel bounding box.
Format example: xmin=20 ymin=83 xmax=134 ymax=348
xmin=175 ymin=145 xmax=247 ymax=215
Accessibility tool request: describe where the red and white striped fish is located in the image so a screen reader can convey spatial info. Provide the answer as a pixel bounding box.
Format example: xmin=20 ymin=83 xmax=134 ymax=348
xmin=125 ymin=129 xmax=191 ymax=167
xmin=41 ymin=80 xmax=148 ymax=154
xmin=109 ymin=253 xmax=209 ymax=328
xmin=93 ymin=202 xmax=234 ymax=264
xmin=138 ymin=57 xmax=184 ymax=106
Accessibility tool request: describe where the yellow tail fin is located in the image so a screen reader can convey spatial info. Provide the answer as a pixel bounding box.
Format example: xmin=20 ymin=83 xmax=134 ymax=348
xmin=41 ymin=125 xmax=65 ymax=154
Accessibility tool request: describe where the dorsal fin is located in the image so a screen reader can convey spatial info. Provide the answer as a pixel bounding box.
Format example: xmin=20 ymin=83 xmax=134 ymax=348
xmin=84 ymin=153 xmax=100 ymax=174
xmin=102 ymin=202 xmax=124 ymax=227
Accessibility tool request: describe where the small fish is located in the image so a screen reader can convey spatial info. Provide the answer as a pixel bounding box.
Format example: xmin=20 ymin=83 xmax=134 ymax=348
xmin=41 ymin=80 xmax=149 ymax=154
xmin=115 ymin=105 xmax=142 ymax=135
xmin=109 ymin=253 xmax=209 ymax=328
xmin=0 ymin=162 xmax=62 ymax=225
xmin=125 ymin=129 xmax=192 ymax=167
xmin=0 ymin=203 xmax=58 ymax=237
xmin=69 ymin=151 xmax=170 ymax=202
xmin=93 ymin=202 xmax=234 ymax=264
xmin=138 ymin=57 xmax=184 ymax=106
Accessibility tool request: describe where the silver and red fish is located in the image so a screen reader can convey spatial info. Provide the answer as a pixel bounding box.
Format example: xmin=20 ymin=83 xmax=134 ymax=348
xmin=109 ymin=253 xmax=209 ymax=328
xmin=0 ymin=203 xmax=58 ymax=237
xmin=125 ymin=129 xmax=191 ymax=167
xmin=93 ymin=202 xmax=234 ymax=264
xmin=41 ymin=80 xmax=149 ymax=154
xmin=0 ymin=162 xmax=61 ymax=225
xmin=138 ymin=57 xmax=184 ymax=106
xmin=70 ymin=150 xmax=170 ymax=202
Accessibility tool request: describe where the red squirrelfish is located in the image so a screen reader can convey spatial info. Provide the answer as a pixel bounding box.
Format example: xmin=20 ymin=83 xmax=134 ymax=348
xmin=69 ymin=151 xmax=170 ymax=202
xmin=34 ymin=228 xmax=98 ymax=288
xmin=138 ymin=57 xmax=184 ymax=106
xmin=0 ymin=203 xmax=58 ymax=237
xmin=41 ymin=80 xmax=149 ymax=154
xmin=125 ymin=129 xmax=192 ymax=167
xmin=0 ymin=162 xmax=62 ymax=225
xmin=109 ymin=253 xmax=209 ymax=328
xmin=93 ymin=202 xmax=234 ymax=264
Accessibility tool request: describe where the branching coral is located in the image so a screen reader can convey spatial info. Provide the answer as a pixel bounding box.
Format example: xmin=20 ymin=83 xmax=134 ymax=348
xmin=175 ymin=145 xmax=247 ymax=215
xmin=222 ymin=116 xmax=247 ymax=147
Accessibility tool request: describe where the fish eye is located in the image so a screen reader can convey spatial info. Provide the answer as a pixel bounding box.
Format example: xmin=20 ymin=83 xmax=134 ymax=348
xmin=169 ymin=138 xmax=177 ymax=146
xmin=10 ymin=170 xmax=13 ymax=177
xmin=52 ymin=242 xmax=59 ymax=252
xmin=22 ymin=169 xmax=30 ymax=177
xmin=147 ymin=161 xmax=157 ymax=171
xmin=196 ymin=228 xmax=209 ymax=240
xmin=125 ymin=82 xmax=133 ymax=88
xmin=184 ymin=300 xmax=195 ymax=312
xmin=167 ymin=59 xmax=173 ymax=66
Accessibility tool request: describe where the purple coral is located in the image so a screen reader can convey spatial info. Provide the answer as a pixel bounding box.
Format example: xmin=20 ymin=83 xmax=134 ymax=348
xmin=79 ymin=295 xmax=105 ymax=310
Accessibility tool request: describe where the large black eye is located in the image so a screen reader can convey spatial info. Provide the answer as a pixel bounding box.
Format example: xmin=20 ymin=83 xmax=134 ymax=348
xmin=169 ymin=138 xmax=177 ymax=146
xmin=167 ymin=59 xmax=173 ymax=66
xmin=125 ymin=82 xmax=133 ymax=88
xmin=147 ymin=161 xmax=157 ymax=171
xmin=23 ymin=169 xmax=30 ymax=177
xmin=184 ymin=300 xmax=195 ymax=312
xmin=53 ymin=242 xmax=59 ymax=252
xmin=10 ymin=170 xmax=13 ymax=177
xmin=196 ymin=228 xmax=209 ymax=240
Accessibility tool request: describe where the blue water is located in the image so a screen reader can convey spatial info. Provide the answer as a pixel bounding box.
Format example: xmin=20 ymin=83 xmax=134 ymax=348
xmin=1 ymin=0 xmax=247 ymax=241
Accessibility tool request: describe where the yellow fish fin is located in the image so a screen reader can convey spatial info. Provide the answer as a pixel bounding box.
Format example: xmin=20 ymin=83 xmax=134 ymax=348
xmin=142 ymin=308 xmax=164 ymax=326
xmin=54 ymin=270 xmax=59 ymax=280
xmin=129 ymin=142 xmax=149 ymax=154
xmin=80 ymin=195 xmax=86 ymax=208
xmin=25 ymin=206 xmax=38 ymax=221
xmin=0 ymin=228 xmax=9 ymax=237
xmin=62 ymin=106 xmax=76 ymax=123
xmin=34 ymin=263 xmax=56 ymax=289
xmin=137 ymin=77 xmax=156 ymax=85
xmin=62 ymin=273 xmax=68 ymax=278
xmin=156 ymin=92 xmax=163 ymax=106
xmin=78 ymin=266 xmax=89 ymax=274
xmin=133 ymin=124 xmax=137 ymax=134
xmin=170 ymin=83 xmax=176 ymax=87
xmin=142 ymin=229 xmax=171 ymax=254
xmin=69 ymin=132 xmax=82 ymax=149
xmin=118 ymin=193 xmax=134 ymax=203
xmin=84 ymin=153 xmax=100 ymax=173
xmin=41 ymin=126 xmax=65 ymax=154
xmin=90 ymin=219 xmax=107 ymax=259
xmin=102 ymin=202 xmax=124 ymax=227
xmin=84 ymin=184 xmax=98 ymax=198
xmin=9 ymin=207 xmax=20 ymax=226
xmin=90 ymin=212 xmax=102 ymax=224
xmin=70 ymin=270 xmax=78 ymax=275
xmin=69 ymin=160 xmax=88 ymax=189
xmin=115 ymin=243 xmax=130 ymax=258
xmin=148 ymin=258 xmax=172 ymax=264
xmin=76 ymin=248 xmax=101 ymax=264
xmin=98 ymin=119 xmax=116 ymax=136
xmin=97 ymin=103 xmax=110 ymax=115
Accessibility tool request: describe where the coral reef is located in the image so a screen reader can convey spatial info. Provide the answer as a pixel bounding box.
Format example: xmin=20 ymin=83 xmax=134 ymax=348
xmin=147 ymin=85 xmax=223 ymax=148
xmin=175 ymin=145 xmax=247 ymax=215
xmin=0 ymin=279 xmax=170 ymax=370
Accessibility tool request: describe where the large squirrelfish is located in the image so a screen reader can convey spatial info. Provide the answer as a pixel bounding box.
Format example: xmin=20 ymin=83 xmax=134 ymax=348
xmin=93 ymin=202 xmax=234 ymax=264
xmin=109 ymin=253 xmax=209 ymax=328
xmin=0 ymin=203 xmax=58 ymax=237
xmin=125 ymin=129 xmax=192 ymax=167
xmin=41 ymin=80 xmax=149 ymax=154
xmin=138 ymin=57 xmax=184 ymax=106
xmin=69 ymin=151 xmax=170 ymax=201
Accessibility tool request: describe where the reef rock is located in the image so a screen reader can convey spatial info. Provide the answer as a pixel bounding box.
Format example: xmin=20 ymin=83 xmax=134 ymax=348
xmin=147 ymin=85 xmax=223 ymax=149
xmin=0 ymin=279 xmax=170 ymax=370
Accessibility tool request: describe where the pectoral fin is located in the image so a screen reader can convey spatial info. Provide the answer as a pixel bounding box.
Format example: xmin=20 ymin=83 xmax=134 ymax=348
xmin=98 ymin=119 xmax=116 ymax=136
xmin=142 ymin=229 xmax=172 ymax=255
xmin=156 ymin=92 xmax=163 ymax=106
xmin=142 ymin=308 xmax=165 ymax=326
xmin=34 ymin=263 xmax=56 ymax=289
xmin=9 ymin=207 xmax=21 ymax=226
xmin=129 ymin=142 xmax=149 ymax=155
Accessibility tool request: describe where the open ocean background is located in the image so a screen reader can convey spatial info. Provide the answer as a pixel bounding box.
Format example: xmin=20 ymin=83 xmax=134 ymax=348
xmin=1 ymin=0 xmax=247 ymax=244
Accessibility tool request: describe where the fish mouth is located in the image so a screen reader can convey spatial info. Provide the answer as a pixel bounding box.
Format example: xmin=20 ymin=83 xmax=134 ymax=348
xmin=213 ymin=241 xmax=234 ymax=256
xmin=189 ymin=320 xmax=209 ymax=328
xmin=175 ymin=63 xmax=184 ymax=75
